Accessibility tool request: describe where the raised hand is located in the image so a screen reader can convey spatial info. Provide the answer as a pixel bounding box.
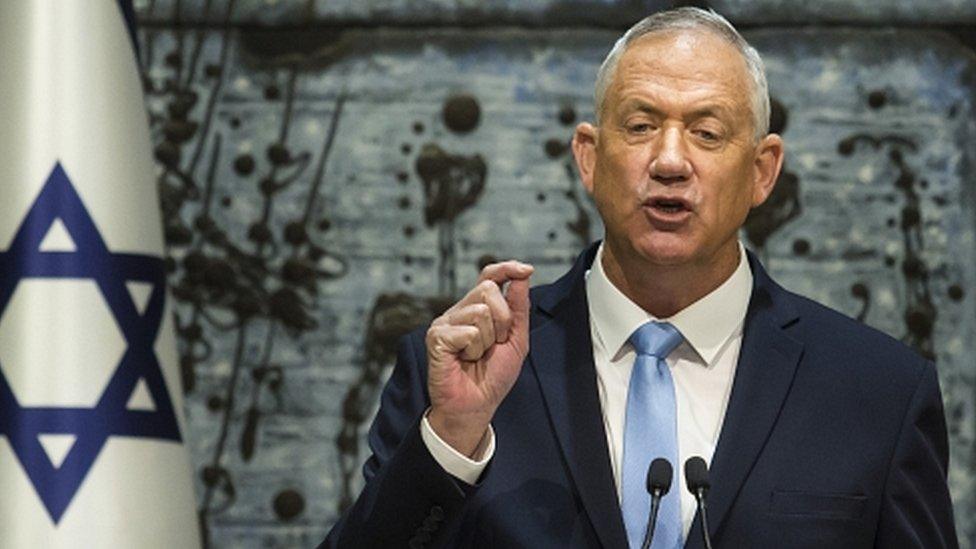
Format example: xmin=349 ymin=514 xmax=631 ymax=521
xmin=425 ymin=261 xmax=533 ymax=457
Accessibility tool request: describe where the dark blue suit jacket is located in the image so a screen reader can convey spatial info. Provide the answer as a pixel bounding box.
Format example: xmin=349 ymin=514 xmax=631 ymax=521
xmin=322 ymin=244 xmax=957 ymax=548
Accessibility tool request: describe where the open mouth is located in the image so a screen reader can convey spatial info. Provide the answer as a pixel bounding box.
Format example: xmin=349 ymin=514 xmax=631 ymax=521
xmin=649 ymin=198 xmax=690 ymax=214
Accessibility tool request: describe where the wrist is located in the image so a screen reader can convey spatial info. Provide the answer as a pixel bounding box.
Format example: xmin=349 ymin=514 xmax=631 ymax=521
xmin=427 ymin=408 xmax=491 ymax=458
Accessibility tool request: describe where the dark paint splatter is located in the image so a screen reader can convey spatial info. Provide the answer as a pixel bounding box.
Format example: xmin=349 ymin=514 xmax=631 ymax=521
xmin=558 ymin=105 xmax=576 ymax=126
xmin=233 ymin=154 xmax=255 ymax=176
xmin=545 ymin=138 xmax=568 ymax=159
xmin=206 ymin=395 xmax=223 ymax=412
xmin=414 ymin=143 xmax=487 ymax=226
xmin=792 ymin=238 xmax=810 ymax=256
xmin=948 ymin=285 xmax=964 ymax=301
xmin=867 ymin=90 xmax=887 ymax=109
xmin=900 ymin=206 xmax=920 ymax=229
xmin=283 ymin=221 xmax=308 ymax=245
xmin=165 ymin=222 xmax=194 ymax=246
xmin=837 ymin=134 xmax=916 ymax=156
xmin=240 ymin=406 xmax=260 ymax=461
xmin=164 ymin=52 xmax=182 ymax=69
xmin=247 ymin=222 xmax=273 ymax=244
xmin=155 ymin=141 xmax=181 ymax=168
xmin=267 ymin=143 xmax=290 ymax=165
xmin=905 ymin=305 xmax=935 ymax=339
xmin=164 ymin=120 xmax=199 ymax=143
xmin=442 ymin=94 xmax=481 ymax=134
xmin=273 ymin=489 xmax=305 ymax=522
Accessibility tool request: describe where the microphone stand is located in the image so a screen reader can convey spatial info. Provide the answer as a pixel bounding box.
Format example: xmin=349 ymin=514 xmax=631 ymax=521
xmin=641 ymin=487 xmax=663 ymax=549
xmin=692 ymin=486 xmax=713 ymax=549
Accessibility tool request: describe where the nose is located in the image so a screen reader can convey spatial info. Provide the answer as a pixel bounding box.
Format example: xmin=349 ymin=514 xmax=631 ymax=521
xmin=649 ymin=127 xmax=691 ymax=183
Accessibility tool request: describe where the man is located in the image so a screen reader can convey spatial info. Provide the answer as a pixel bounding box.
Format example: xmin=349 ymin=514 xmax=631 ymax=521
xmin=322 ymin=8 xmax=958 ymax=548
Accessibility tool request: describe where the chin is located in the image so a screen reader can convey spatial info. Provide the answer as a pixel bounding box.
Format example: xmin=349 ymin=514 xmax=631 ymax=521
xmin=632 ymin=234 xmax=699 ymax=267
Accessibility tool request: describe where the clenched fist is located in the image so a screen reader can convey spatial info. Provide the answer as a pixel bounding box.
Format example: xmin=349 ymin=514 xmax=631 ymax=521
xmin=425 ymin=261 xmax=533 ymax=457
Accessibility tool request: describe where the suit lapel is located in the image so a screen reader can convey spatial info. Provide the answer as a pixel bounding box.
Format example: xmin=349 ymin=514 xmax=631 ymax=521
xmin=528 ymin=246 xmax=629 ymax=549
xmin=689 ymin=253 xmax=804 ymax=545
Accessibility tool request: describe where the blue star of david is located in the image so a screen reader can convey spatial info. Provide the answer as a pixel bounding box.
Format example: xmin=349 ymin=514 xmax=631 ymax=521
xmin=0 ymin=163 xmax=182 ymax=523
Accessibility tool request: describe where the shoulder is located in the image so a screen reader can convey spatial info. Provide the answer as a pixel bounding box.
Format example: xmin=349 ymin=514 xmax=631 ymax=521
xmin=777 ymin=286 xmax=931 ymax=389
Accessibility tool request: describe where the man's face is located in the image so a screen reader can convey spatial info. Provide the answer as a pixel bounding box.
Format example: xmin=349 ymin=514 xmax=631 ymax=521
xmin=574 ymin=29 xmax=782 ymax=271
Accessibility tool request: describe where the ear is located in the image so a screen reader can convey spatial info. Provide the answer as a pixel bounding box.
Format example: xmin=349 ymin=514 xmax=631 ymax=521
xmin=750 ymin=133 xmax=785 ymax=207
xmin=571 ymin=122 xmax=599 ymax=195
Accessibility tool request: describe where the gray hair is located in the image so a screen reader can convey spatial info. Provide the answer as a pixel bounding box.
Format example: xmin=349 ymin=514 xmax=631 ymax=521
xmin=593 ymin=7 xmax=771 ymax=141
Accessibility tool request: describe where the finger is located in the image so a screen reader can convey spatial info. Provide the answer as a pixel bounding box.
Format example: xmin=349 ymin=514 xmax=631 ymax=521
xmin=476 ymin=279 xmax=513 ymax=343
xmin=506 ymin=276 xmax=532 ymax=333
xmin=477 ymin=260 xmax=534 ymax=285
xmin=426 ymin=324 xmax=484 ymax=362
xmin=446 ymin=303 xmax=495 ymax=353
xmin=442 ymin=261 xmax=534 ymax=319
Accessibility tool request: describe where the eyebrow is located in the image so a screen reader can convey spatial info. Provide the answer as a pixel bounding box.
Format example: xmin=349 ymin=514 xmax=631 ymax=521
xmin=617 ymin=99 xmax=738 ymax=123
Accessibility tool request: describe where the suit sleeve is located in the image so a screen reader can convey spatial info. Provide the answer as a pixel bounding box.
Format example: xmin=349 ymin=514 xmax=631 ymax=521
xmin=874 ymin=361 xmax=959 ymax=548
xmin=319 ymin=331 xmax=478 ymax=549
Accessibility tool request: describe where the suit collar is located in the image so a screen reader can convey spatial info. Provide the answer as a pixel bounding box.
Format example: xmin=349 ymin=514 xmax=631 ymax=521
xmin=585 ymin=241 xmax=754 ymax=367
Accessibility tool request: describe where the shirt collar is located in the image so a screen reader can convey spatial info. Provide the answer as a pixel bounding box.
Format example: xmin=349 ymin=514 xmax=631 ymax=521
xmin=584 ymin=242 xmax=753 ymax=367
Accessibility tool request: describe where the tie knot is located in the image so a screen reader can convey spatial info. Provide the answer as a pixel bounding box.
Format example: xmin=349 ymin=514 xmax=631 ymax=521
xmin=628 ymin=321 xmax=683 ymax=359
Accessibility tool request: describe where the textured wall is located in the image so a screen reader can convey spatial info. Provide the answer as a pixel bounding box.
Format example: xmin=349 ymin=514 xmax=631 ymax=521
xmin=134 ymin=1 xmax=976 ymax=547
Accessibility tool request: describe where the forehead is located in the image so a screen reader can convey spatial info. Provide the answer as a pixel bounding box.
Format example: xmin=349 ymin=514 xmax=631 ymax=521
xmin=609 ymin=29 xmax=752 ymax=113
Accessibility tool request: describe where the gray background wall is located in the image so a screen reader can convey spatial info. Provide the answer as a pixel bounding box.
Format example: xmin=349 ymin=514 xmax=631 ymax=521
xmin=134 ymin=0 xmax=976 ymax=546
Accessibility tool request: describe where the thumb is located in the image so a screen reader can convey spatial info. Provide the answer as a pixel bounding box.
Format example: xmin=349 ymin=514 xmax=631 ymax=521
xmin=506 ymin=276 xmax=532 ymax=331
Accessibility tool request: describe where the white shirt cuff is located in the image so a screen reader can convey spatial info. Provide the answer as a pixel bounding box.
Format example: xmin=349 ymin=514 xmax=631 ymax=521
xmin=420 ymin=410 xmax=495 ymax=486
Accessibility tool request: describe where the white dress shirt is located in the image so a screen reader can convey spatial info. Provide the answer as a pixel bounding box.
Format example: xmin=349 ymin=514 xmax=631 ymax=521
xmin=420 ymin=242 xmax=753 ymax=540
xmin=586 ymin=242 xmax=752 ymax=539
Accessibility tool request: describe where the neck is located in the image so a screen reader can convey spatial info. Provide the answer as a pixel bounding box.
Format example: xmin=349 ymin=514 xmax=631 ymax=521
xmin=600 ymin=239 xmax=741 ymax=318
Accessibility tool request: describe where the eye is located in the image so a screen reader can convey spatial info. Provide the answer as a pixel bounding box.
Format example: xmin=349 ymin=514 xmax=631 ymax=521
xmin=693 ymin=129 xmax=720 ymax=141
xmin=628 ymin=123 xmax=653 ymax=134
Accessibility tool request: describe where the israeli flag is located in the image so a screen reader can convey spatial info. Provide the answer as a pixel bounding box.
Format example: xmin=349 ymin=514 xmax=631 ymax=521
xmin=0 ymin=2 xmax=200 ymax=547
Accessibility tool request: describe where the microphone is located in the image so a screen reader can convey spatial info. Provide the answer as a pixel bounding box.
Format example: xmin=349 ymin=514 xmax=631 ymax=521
xmin=641 ymin=458 xmax=673 ymax=549
xmin=684 ymin=456 xmax=714 ymax=549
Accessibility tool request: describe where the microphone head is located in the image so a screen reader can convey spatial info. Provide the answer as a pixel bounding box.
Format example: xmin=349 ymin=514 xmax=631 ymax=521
xmin=684 ymin=456 xmax=710 ymax=493
xmin=646 ymin=458 xmax=673 ymax=496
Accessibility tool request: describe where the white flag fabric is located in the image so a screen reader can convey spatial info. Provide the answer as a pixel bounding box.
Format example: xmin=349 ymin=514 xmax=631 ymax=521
xmin=0 ymin=1 xmax=201 ymax=547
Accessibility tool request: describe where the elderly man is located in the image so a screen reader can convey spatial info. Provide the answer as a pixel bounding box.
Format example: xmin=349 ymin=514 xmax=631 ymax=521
xmin=322 ymin=8 xmax=957 ymax=548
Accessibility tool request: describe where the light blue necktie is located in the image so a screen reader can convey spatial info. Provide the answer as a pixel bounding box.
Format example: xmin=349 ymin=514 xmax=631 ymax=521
xmin=622 ymin=321 xmax=684 ymax=549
